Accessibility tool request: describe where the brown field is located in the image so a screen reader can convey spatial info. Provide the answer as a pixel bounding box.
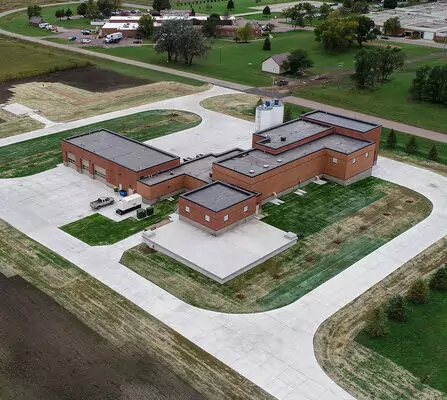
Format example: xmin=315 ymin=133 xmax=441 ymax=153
xmin=200 ymin=93 xmax=263 ymax=121
xmin=315 ymin=237 xmax=447 ymax=400
xmin=0 ymin=219 xmax=273 ymax=400
xmin=0 ymin=108 xmax=43 ymax=138
xmin=0 ymin=0 xmax=67 ymax=13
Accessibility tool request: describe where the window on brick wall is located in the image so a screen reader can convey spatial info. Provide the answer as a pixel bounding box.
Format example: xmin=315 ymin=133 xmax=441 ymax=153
xmin=205 ymin=215 xmax=210 ymax=222
xmin=332 ymin=157 xmax=338 ymax=164
xmin=352 ymin=158 xmax=356 ymax=164
xmin=365 ymin=152 xmax=369 ymax=158
xmin=243 ymin=205 xmax=248 ymax=213
xmin=185 ymin=206 xmax=190 ymax=213
xmin=224 ymin=215 xmax=229 ymax=222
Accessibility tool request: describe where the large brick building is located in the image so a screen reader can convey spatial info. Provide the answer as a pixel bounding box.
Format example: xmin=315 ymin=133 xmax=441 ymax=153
xmin=62 ymin=109 xmax=381 ymax=235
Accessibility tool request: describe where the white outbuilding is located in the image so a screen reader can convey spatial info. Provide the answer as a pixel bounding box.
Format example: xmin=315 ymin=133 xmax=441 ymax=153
xmin=262 ymin=53 xmax=290 ymax=75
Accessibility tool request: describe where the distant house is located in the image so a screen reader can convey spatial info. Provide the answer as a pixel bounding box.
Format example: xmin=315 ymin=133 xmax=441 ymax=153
xmin=29 ymin=16 xmax=45 ymax=27
xmin=262 ymin=52 xmax=290 ymax=75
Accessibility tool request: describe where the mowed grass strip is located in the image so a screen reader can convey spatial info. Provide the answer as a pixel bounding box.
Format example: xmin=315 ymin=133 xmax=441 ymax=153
xmin=0 ymin=110 xmax=201 ymax=178
xmin=357 ymin=290 xmax=447 ymax=393
xmin=121 ymin=178 xmax=432 ymax=312
xmin=60 ymin=199 xmax=177 ymax=246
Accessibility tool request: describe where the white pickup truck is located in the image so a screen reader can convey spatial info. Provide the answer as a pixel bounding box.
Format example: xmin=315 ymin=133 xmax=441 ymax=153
xmin=90 ymin=197 xmax=114 ymax=210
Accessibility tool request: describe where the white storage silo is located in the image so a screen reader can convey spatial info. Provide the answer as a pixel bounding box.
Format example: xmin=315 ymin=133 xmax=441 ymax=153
xmin=271 ymin=99 xmax=284 ymax=127
xmin=255 ymin=100 xmax=273 ymax=132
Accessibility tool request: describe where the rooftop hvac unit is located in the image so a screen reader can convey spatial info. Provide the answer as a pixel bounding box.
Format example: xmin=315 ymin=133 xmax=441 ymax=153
xmin=280 ymin=136 xmax=287 ymax=142
xmin=277 ymin=159 xmax=283 ymax=163
xmin=263 ymin=164 xmax=269 ymax=168
xmin=249 ymin=169 xmax=255 ymax=174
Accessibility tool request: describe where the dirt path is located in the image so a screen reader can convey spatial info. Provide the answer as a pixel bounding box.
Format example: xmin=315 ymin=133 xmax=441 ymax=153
xmin=315 ymin=237 xmax=447 ymax=400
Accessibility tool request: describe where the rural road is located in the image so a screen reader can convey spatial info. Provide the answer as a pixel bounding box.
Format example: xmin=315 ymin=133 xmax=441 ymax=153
xmin=1 ymin=3 xmax=447 ymax=141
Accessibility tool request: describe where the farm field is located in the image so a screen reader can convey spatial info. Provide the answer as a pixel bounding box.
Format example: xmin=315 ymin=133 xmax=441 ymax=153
xmin=121 ymin=177 xmax=432 ymax=313
xmin=315 ymin=237 xmax=447 ymax=399
xmin=0 ymin=0 xmax=66 ymax=13
xmin=89 ymin=30 xmax=440 ymax=87
xmin=296 ymin=57 xmax=447 ymax=133
xmin=200 ymin=93 xmax=311 ymax=121
xmin=0 ymin=110 xmax=201 ymax=178
xmin=0 ymin=219 xmax=272 ymax=400
xmin=61 ymin=199 xmax=177 ymax=246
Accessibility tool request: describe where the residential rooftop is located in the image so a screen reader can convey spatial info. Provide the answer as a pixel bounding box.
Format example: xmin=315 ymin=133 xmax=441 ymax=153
xmin=255 ymin=118 xmax=331 ymax=150
xmin=139 ymin=149 xmax=243 ymax=186
xmin=216 ymin=134 xmax=372 ymax=177
xmin=303 ymin=111 xmax=379 ymax=133
xmin=64 ymin=129 xmax=178 ymax=171
xmin=181 ymin=181 xmax=257 ymax=212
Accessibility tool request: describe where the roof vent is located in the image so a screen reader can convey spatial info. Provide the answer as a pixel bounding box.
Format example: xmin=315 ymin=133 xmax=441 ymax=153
xmin=249 ymin=169 xmax=255 ymax=174
xmin=263 ymin=164 xmax=269 ymax=168
xmin=280 ymin=136 xmax=287 ymax=142
xmin=170 ymin=171 xmax=174 ymax=175
xmin=277 ymin=159 xmax=283 ymax=163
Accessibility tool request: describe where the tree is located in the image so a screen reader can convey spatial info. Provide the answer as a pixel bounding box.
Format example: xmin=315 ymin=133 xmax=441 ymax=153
xmin=410 ymin=65 xmax=447 ymax=105
xmin=191 ymin=7 xmax=195 ymax=16
xmin=428 ymin=145 xmax=438 ymax=162
xmin=376 ymin=46 xmax=405 ymax=81
xmin=263 ymin=6 xmax=271 ymax=16
xmin=177 ymin=24 xmax=210 ymax=65
xmin=386 ymin=129 xmax=397 ymax=148
xmin=55 ymin=9 xmax=65 ymax=21
xmin=318 ymin=3 xmax=331 ymax=20
xmin=354 ymin=16 xmax=378 ymax=47
xmin=283 ymin=5 xmax=305 ymax=29
xmin=111 ymin=0 xmax=122 ymax=12
xmin=364 ymin=307 xmax=388 ymax=338
xmin=137 ymin=14 xmax=155 ymax=39
xmin=237 ymin=23 xmax=254 ymax=42
xmin=351 ymin=0 xmax=368 ymax=14
xmin=77 ymin=3 xmax=87 ymax=17
xmin=98 ymin=0 xmax=114 ymax=17
xmin=86 ymin=0 xmax=101 ymax=19
xmin=227 ymin=0 xmax=235 ymax=10
xmin=65 ymin=8 xmax=73 ymax=20
xmin=410 ymin=65 xmax=430 ymax=101
xmin=429 ymin=267 xmax=447 ymax=291
xmin=384 ymin=0 xmax=397 ymax=9
xmin=282 ymin=49 xmax=314 ymax=75
xmin=202 ymin=18 xmax=219 ymax=37
xmin=303 ymin=2 xmax=316 ymax=26
xmin=405 ymin=136 xmax=418 ymax=155
xmin=315 ymin=18 xmax=359 ymax=52
xmin=383 ymin=17 xmax=401 ymax=35
xmin=407 ymin=279 xmax=429 ymax=304
xmin=253 ymin=97 xmax=263 ymax=114
xmin=283 ymin=106 xmax=293 ymax=122
xmin=352 ymin=47 xmax=380 ymax=88
xmin=386 ymin=295 xmax=407 ymax=322
xmin=263 ymin=36 xmax=271 ymax=50
xmin=27 ymin=5 xmax=42 ymax=19
xmin=153 ymin=0 xmax=162 ymax=11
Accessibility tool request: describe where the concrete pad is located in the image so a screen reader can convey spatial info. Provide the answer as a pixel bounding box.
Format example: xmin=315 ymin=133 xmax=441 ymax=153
xmin=2 ymin=103 xmax=36 ymax=116
xmin=143 ymin=218 xmax=297 ymax=283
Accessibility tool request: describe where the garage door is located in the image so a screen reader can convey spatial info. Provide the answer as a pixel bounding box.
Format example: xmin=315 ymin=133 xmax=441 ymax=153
xmin=81 ymin=159 xmax=90 ymax=174
xmin=423 ymin=31 xmax=434 ymax=40
xmin=94 ymin=165 xmax=107 ymax=183
xmin=67 ymin=152 xmax=76 ymax=169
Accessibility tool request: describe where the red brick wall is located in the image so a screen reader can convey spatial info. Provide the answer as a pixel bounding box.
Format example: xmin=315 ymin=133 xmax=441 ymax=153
xmin=62 ymin=141 xmax=179 ymax=190
xmin=179 ymin=195 xmax=258 ymax=231
xmin=136 ymin=174 xmax=206 ymax=200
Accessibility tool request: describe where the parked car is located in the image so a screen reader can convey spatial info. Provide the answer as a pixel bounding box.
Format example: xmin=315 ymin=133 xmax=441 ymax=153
xmin=80 ymin=38 xmax=92 ymax=44
xmin=380 ymin=35 xmax=390 ymax=40
xmin=39 ymin=22 xmax=49 ymax=29
xmin=68 ymin=36 xmax=77 ymax=41
xmin=81 ymin=29 xmax=91 ymax=35
xmin=276 ymin=79 xmax=289 ymax=86
xmin=90 ymin=197 xmax=114 ymax=210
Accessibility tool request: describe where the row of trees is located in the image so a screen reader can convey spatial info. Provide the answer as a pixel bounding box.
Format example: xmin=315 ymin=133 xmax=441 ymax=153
xmin=365 ymin=267 xmax=447 ymax=338
xmin=76 ymin=0 xmax=123 ymax=20
xmin=387 ymin=129 xmax=440 ymax=163
xmin=153 ymin=20 xmax=210 ymax=65
xmin=410 ymin=65 xmax=447 ymax=106
xmin=283 ymin=2 xmax=332 ymax=29
xmin=352 ymin=46 xmax=405 ymax=89
xmin=55 ymin=8 xmax=73 ymax=21
xmin=315 ymin=15 xmax=379 ymax=52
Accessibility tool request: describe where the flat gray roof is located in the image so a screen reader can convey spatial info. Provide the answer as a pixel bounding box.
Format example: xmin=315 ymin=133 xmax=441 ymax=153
xmin=64 ymin=129 xmax=178 ymax=172
xmin=255 ymin=118 xmax=330 ymax=149
xmin=139 ymin=149 xmax=243 ymax=186
xmin=181 ymin=181 xmax=256 ymax=212
xmin=304 ymin=111 xmax=379 ymax=133
xmin=216 ymin=134 xmax=372 ymax=177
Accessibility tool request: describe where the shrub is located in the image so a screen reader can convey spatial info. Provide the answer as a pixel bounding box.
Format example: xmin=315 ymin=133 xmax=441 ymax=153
xmin=364 ymin=307 xmax=388 ymax=338
xmin=386 ymin=129 xmax=397 ymax=149
xmin=386 ymin=295 xmax=407 ymax=322
xmin=283 ymin=105 xmax=293 ymax=122
xmin=407 ymin=278 xmax=429 ymax=304
xmin=262 ymin=36 xmax=271 ymax=50
xmin=405 ymin=136 xmax=418 ymax=155
xmin=429 ymin=267 xmax=447 ymax=291
xmin=428 ymin=144 xmax=438 ymax=162
xmin=253 ymin=97 xmax=264 ymax=114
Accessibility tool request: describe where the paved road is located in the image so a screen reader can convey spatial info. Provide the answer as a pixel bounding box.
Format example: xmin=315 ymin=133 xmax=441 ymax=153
xmin=284 ymin=96 xmax=447 ymax=140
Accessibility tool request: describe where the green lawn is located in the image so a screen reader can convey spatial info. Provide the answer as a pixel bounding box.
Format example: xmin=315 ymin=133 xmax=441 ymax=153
xmin=357 ymin=290 xmax=447 ymax=393
xmin=380 ymin=128 xmax=447 ymax=166
xmin=296 ymin=58 xmax=447 ymax=133
xmin=89 ymin=30 xmax=440 ymax=87
xmin=121 ymin=178 xmax=431 ymax=312
xmin=60 ymin=199 xmax=177 ymax=245
xmin=0 ymin=110 xmax=201 ymax=178
xmin=242 ymin=12 xmax=283 ymax=20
